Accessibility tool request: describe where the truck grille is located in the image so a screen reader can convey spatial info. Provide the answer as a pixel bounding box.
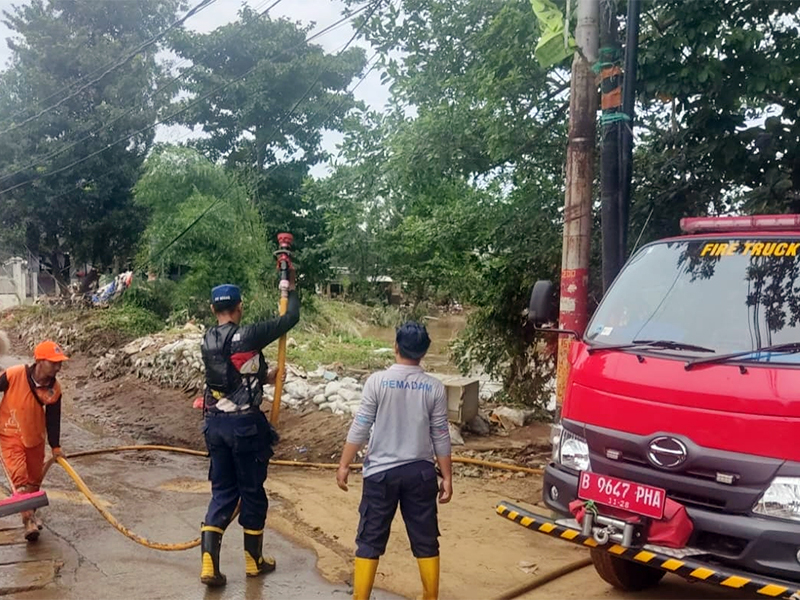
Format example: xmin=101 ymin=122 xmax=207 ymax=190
xmin=576 ymin=421 xmax=783 ymax=514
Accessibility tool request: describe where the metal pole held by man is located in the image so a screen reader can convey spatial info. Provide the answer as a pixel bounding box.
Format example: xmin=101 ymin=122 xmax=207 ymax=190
xmin=270 ymin=232 xmax=294 ymax=425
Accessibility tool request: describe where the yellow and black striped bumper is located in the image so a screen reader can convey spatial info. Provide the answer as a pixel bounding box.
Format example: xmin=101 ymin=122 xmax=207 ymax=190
xmin=497 ymin=501 xmax=800 ymax=599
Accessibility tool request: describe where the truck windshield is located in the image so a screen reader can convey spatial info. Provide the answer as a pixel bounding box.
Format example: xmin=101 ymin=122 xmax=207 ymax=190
xmin=585 ymin=238 xmax=800 ymax=363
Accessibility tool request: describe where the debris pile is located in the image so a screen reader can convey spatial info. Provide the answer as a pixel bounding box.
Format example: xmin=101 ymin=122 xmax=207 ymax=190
xmin=94 ymin=333 xmax=206 ymax=393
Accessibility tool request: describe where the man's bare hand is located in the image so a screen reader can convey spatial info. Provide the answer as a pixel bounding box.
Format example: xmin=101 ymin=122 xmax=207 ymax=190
xmin=266 ymin=367 xmax=284 ymax=385
xmin=439 ymin=478 xmax=453 ymax=504
xmin=336 ymin=465 xmax=350 ymax=492
xmin=51 ymin=447 xmax=65 ymax=459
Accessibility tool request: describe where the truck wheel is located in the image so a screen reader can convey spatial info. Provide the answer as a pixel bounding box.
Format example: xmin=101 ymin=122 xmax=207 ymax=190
xmin=590 ymin=549 xmax=666 ymax=591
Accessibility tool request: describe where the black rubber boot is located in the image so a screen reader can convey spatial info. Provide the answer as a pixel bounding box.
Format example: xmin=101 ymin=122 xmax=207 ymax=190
xmin=200 ymin=525 xmax=226 ymax=587
xmin=244 ymin=529 xmax=276 ymax=577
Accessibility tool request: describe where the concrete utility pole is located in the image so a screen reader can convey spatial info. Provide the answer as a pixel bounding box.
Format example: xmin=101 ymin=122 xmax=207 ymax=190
xmin=555 ymin=0 xmax=599 ymax=406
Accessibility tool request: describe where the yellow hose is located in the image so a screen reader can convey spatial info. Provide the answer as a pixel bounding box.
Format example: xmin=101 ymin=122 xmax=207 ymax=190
xmin=41 ymin=445 xmax=541 ymax=552
xmin=54 ymin=456 xmax=202 ymax=551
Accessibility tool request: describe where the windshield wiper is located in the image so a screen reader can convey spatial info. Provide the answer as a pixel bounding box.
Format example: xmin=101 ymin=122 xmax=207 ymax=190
xmin=588 ymin=339 xmax=716 ymax=355
xmin=685 ymin=342 xmax=800 ymax=370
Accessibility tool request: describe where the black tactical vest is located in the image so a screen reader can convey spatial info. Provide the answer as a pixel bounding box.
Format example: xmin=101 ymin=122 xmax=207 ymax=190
xmin=201 ymin=323 xmax=240 ymax=394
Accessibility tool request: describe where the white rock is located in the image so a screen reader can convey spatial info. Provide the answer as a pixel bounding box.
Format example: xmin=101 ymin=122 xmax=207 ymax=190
xmin=312 ymin=394 xmax=327 ymax=405
xmin=319 ymin=401 xmax=334 ymax=412
xmin=449 ymin=423 xmax=465 ymax=446
xmin=307 ymin=384 xmax=325 ymax=397
xmin=338 ymin=388 xmax=361 ymax=403
xmin=307 ymin=366 xmax=326 ymax=379
xmin=340 ymin=377 xmax=359 ymax=389
xmin=325 ymin=381 xmax=343 ymax=398
xmin=328 ymin=394 xmax=345 ymax=404
xmin=284 ymin=380 xmax=310 ymax=399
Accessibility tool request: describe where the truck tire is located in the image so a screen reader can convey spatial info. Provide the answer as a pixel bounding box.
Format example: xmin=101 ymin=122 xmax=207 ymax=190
xmin=590 ymin=549 xmax=666 ymax=591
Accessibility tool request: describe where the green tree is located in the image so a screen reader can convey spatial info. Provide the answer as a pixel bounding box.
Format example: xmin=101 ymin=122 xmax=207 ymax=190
xmin=630 ymin=0 xmax=800 ymax=245
xmin=319 ymin=0 xmax=568 ymax=405
xmin=134 ymin=145 xmax=272 ymax=318
xmin=167 ymin=7 xmax=369 ymax=289
xmin=0 ymin=0 xmax=183 ymax=285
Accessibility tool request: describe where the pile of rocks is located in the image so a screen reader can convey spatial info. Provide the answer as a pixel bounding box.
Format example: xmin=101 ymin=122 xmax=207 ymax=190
xmin=94 ymin=332 xmax=206 ymax=393
xmin=92 ymin=331 xmax=367 ymax=416
xmin=264 ymin=369 xmax=365 ymax=417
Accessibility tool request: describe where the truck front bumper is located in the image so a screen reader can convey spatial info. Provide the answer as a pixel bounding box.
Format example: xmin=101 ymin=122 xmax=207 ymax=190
xmin=497 ymin=500 xmax=800 ymax=599
xmin=544 ymin=463 xmax=800 ymax=585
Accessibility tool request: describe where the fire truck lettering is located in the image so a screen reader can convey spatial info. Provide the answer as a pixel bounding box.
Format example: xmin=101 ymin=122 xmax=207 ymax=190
xmin=788 ymin=243 xmax=800 ymax=256
xmin=726 ymin=242 xmax=739 ymax=256
xmin=774 ymin=243 xmax=788 ymax=257
xmin=763 ymin=243 xmax=777 ymax=256
xmin=751 ymin=242 xmax=765 ymax=256
xmin=701 ymin=243 xmax=715 ymax=257
xmin=714 ymin=243 xmax=729 ymax=256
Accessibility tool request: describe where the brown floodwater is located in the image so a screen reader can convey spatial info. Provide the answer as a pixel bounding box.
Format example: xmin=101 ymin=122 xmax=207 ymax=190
xmin=359 ymin=312 xmax=468 ymax=375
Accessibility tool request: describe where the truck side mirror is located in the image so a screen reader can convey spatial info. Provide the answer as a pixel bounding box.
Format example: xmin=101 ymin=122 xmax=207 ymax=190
xmin=528 ymin=280 xmax=556 ymax=326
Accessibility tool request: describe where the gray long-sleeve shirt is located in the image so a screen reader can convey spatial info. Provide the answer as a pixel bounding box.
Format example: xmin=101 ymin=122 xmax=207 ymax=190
xmin=346 ymin=363 xmax=451 ymax=478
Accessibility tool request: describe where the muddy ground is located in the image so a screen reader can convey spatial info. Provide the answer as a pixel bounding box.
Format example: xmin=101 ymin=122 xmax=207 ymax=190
xmin=0 ymin=348 xmax=756 ymax=599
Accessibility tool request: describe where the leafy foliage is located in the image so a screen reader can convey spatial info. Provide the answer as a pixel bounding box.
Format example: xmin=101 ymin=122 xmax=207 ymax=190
xmin=133 ymin=146 xmax=272 ymax=317
xmin=167 ymin=7 xmax=369 ymax=290
xmin=0 ymin=0 xmax=183 ymax=280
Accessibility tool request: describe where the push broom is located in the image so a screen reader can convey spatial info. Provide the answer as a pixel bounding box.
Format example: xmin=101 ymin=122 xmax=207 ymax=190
xmin=0 ymin=452 xmax=48 ymax=518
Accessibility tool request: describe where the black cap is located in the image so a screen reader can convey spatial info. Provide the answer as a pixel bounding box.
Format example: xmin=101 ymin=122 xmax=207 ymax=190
xmin=396 ymin=321 xmax=431 ymax=360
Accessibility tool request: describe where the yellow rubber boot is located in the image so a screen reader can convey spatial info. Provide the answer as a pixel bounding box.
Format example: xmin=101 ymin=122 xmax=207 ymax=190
xmin=244 ymin=528 xmax=276 ymax=577
xmin=200 ymin=525 xmax=226 ymax=587
xmin=353 ymin=557 xmax=379 ymax=600
xmin=417 ymin=556 xmax=440 ymax=600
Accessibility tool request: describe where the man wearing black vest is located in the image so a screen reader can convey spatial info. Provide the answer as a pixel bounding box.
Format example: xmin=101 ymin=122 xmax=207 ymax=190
xmin=199 ymin=273 xmax=299 ymax=587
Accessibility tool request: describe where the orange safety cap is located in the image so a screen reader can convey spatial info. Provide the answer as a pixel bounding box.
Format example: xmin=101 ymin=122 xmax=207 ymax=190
xmin=33 ymin=340 xmax=69 ymax=362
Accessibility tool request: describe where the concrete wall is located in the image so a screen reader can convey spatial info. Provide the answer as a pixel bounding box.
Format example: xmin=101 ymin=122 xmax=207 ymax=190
xmin=0 ymin=258 xmax=28 ymax=309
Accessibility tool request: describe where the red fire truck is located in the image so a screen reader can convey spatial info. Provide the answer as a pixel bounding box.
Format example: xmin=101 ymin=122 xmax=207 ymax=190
xmin=498 ymin=215 xmax=800 ymax=597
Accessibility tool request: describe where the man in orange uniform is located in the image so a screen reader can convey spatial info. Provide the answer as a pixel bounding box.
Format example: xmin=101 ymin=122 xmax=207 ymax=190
xmin=0 ymin=341 xmax=67 ymax=541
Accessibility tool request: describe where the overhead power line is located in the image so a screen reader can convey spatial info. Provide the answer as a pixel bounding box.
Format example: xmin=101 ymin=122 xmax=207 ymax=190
xmin=0 ymin=0 xmax=219 ymax=138
xmin=149 ymin=51 xmax=382 ymax=262
xmin=0 ymin=1 xmax=376 ymax=197
xmin=0 ymin=0 xmax=292 ymax=184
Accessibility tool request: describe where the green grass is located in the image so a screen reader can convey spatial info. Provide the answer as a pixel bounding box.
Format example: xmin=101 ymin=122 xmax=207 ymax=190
xmin=263 ymin=331 xmax=394 ymax=371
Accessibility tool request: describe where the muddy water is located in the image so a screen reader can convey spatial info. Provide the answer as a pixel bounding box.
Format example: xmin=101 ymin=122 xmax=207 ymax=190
xmin=359 ymin=312 xmax=468 ymax=374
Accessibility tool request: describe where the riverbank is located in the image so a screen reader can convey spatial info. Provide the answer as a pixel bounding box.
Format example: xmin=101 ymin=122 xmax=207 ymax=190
xmin=2 ymin=298 xmax=467 ymax=374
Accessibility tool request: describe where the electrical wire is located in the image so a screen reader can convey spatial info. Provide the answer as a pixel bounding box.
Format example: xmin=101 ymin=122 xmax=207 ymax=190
xmin=0 ymin=0 xmax=219 ymax=137
xmin=0 ymin=1 xmax=376 ymax=198
xmin=0 ymin=0 xmax=290 ymax=184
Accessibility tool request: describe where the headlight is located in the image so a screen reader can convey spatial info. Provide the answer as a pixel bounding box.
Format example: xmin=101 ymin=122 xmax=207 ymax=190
xmin=754 ymin=477 xmax=800 ymax=521
xmin=558 ymin=428 xmax=590 ymax=472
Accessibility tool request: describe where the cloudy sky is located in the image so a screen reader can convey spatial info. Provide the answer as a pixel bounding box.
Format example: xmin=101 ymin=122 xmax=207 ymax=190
xmin=0 ymin=0 xmax=391 ymax=176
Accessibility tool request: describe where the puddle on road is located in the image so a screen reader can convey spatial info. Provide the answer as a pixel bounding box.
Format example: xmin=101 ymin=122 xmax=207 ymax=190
xmin=0 ymin=559 xmax=60 ymax=594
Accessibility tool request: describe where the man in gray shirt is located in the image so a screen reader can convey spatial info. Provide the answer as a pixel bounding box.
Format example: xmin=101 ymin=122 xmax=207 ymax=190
xmin=337 ymin=321 xmax=452 ymax=600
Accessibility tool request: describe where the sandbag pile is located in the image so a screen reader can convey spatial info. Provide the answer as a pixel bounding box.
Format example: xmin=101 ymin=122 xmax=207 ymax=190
xmin=93 ymin=333 xmax=206 ymax=393
xmin=91 ymin=332 xmax=368 ymax=415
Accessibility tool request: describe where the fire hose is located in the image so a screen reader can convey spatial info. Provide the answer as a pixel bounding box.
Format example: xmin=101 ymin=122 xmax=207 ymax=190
xmin=40 ymin=445 xmax=542 ymax=552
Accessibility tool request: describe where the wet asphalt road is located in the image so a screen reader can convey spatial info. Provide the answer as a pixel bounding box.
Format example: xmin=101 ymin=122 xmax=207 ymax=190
xmin=0 ymin=355 xmax=400 ymax=600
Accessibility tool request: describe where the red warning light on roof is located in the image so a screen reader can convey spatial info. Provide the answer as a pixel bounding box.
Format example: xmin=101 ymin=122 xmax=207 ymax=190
xmin=680 ymin=215 xmax=800 ymax=235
